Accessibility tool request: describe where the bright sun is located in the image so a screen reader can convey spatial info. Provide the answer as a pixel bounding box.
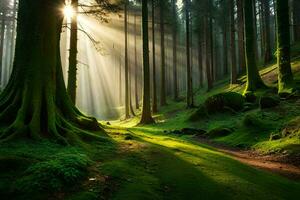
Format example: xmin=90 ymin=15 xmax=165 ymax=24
xmin=63 ymin=5 xmax=74 ymax=18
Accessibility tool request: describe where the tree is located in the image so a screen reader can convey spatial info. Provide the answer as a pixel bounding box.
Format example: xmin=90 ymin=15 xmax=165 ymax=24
xmin=67 ymin=0 xmax=79 ymax=104
xmin=159 ymin=0 xmax=167 ymax=106
xmin=293 ymin=0 xmax=300 ymax=42
xmin=0 ymin=0 xmax=103 ymax=143
xmin=171 ymin=0 xmax=179 ymax=100
xmin=205 ymin=0 xmax=213 ymax=91
xmin=140 ymin=0 xmax=155 ymax=124
xmin=230 ymin=0 xmax=237 ymax=84
xmin=237 ymin=0 xmax=246 ymax=73
xmin=151 ymin=0 xmax=158 ymax=113
xmin=124 ymin=0 xmax=130 ymax=118
xmin=276 ymin=0 xmax=294 ymax=95
xmin=185 ymin=0 xmax=193 ymax=107
xmin=262 ymin=0 xmax=272 ymax=63
xmin=244 ymin=0 xmax=266 ymax=93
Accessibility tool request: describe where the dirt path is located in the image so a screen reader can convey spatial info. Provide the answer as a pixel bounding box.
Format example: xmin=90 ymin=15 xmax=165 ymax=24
xmin=195 ymin=137 xmax=300 ymax=181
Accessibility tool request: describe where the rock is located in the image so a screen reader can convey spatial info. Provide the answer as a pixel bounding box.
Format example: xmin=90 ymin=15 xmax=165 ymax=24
xmin=269 ymin=133 xmax=281 ymax=141
xmin=106 ymin=122 xmax=111 ymax=125
xmin=206 ymin=127 xmax=232 ymax=138
xmin=204 ymin=92 xmax=245 ymax=113
xmin=188 ymin=92 xmax=245 ymax=121
xmin=259 ymin=96 xmax=280 ymax=109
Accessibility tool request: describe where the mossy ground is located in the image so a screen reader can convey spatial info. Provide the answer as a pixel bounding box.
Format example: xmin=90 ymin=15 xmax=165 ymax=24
xmin=1 ymin=45 xmax=300 ymax=200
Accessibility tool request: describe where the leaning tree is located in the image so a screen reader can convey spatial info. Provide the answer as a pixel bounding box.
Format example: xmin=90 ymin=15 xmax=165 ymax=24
xmin=0 ymin=0 xmax=105 ymax=144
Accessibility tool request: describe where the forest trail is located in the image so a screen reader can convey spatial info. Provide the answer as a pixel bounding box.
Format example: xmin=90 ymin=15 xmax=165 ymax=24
xmin=105 ymin=127 xmax=300 ymax=200
xmin=194 ymin=137 xmax=300 ymax=181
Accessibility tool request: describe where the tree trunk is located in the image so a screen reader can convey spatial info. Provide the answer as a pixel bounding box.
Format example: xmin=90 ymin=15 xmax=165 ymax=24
xmin=244 ymin=0 xmax=266 ymax=93
xmin=140 ymin=0 xmax=154 ymax=124
xmin=185 ymin=0 xmax=193 ymax=107
xmin=230 ymin=0 xmax=237 ymax=84
xmin=67 ymin=0 xmax=78 ymax=104
xmin=262 ymin=0 xmax=272 ymax=63
xmin=151 ymin=0 xmax=158 ymax=113
xmin=0 ymin=12 xmax=5 ymax=85
xmin=205 ymin=8 xmax=213 ymax=91
xmin=293 ymin=0 xmax=300 ymax=42
xmin=0 ymin=0 xmax=102 ymax=143
xmin=198 ymin=35 xmax=203 ymax=88
xmin=159 ymin=0 xmax=167 ymax=106
xmin=134 ymin=12 xmax=139 ymax=110
xmin=276 ymin=0 xmax=294 ymax=95
xmin=124 ymin=0 xmax=130 ymax=118
xmin=172 ymin=0 xmax=178 ymax=101
xmin=237 ymin=0 xmax=246 ymax=73
xmin=223 ymin=21 xmax=228 ymax=75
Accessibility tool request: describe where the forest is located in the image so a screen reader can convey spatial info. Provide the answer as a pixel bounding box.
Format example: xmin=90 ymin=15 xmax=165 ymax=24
xmin=0 ymin=0 xmax=300 ymax=199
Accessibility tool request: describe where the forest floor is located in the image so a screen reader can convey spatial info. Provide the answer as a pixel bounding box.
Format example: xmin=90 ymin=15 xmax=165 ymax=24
xmin=1 ymin=46 xmax=300 ymax=200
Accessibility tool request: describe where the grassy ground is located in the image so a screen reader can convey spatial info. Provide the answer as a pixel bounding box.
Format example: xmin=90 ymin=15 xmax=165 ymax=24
xmin=1 ymin=46 xmax=300 ymax=199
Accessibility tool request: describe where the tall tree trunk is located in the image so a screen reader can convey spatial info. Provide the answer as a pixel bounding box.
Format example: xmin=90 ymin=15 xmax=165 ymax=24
xmin=124 ymin=0 xmax=130 ymax=118
xmin=262 ymin=0 xmax=272 ymax=63
xmin=151 ymin=0 xmax=158 ymax=113
xmin=159 ymin=0 xmax=167 ymax=106
xmin=293 ymin=0 xmax=300 ymax=42
xmin=223 ymin=21 xmax=228 ymax=75
xmin=244 ymin=0 xmax=266 ymax=93
xmin=185 ymin=0 xmax=193 ymax=107
xmin=198 ymin=35 xmax=203 ymax=88
xmin=205 ymin=9 xmax=213 ymax=91
xmin=0 ymin=0 xmax=102 ymax=143
xmin=134 ymin=12 xmax=139 ymax=110
xmin=230 ymin=0 xmax=237 ymax=84
xmin=67 ymin=0 xmax=78 ymax=104
xmin=10 ymin=0 xmax=17 ymax=73
xmin=276 ymin=0 xmax=294 ymax=95
xmin=172 ymin=0 xmax=178 ymax=100
xmin=0 ymin=12 xmax=5 ymax=85
xmin=140 ymin=0 xmax=154 ymax=124
xmin=252 ymin=0 xmax=259 ymax=61
xmin=237 ymin=0 xmax=246 ymax=73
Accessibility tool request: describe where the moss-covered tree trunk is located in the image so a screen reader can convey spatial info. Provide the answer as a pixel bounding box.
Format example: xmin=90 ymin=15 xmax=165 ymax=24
xmin=0 ymin=0 xmax=102 ymax=143
xmin=244 ymin=0 xmax=266 ymax=93
xmin=67 ymin=0 xmax=78 ymax=104
xmin=151 ymin=0 xmax=158 ymax=113
xmin=276 ymin=0 xmax=294 ymax=95
xmin=140 ymin=0 xmax=154 ymax=124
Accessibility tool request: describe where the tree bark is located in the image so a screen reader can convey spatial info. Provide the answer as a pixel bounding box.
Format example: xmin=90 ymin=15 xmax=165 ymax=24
xmin=237 ymin=0 xmax=246 ymax=73
xmin=134 ymin=12 xmax=139 ymax=110
xmin=244 ymin=0 xmax=266 ymax=93
xmin=151 ymin=0 xmax=158 ymax=113
xmin=293 ymin=0 xmax=300 ymax=42
xmin=140 ymin=0 xmax=154 ymax=124
xmin=159 ymin=0 xmax=167 ymax=106
xmin=172 ymin=0 xmax=178 ymax=101
xmin=276 ymin=0 xmax=294 ymax=95
xmin=124 ymin=0 xmax=130 ymax=118
xmin=230 ymin=0 xmax=237 ymax=84
xmin=185 ymin=0 xmax=193 ymax=107
xmin=0 ymin=11 xmax=5 ymax=85
xmin=262 ymin=0 xmax=272 ymax=63
xmin=67 ymin=0 xmax=78 ymax=104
